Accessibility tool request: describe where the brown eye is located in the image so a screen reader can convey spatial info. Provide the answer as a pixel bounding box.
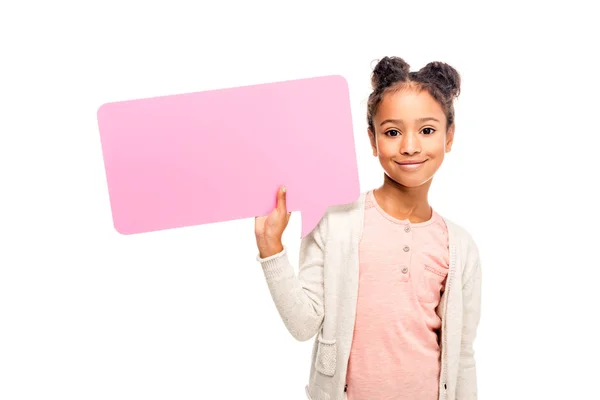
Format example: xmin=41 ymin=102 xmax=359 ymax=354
xmin=386 ymin=129 xmax=400 ymax=137
xmin=422 ymin=127 xmax=435 ymax=135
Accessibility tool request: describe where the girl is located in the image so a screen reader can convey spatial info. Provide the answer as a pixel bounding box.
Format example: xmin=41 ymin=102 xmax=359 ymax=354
xmin=254 ymin=56 xmax=482 ymax=400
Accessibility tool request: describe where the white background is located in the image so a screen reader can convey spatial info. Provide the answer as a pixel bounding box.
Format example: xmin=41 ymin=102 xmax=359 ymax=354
xmin=1 ymin=1 xmax=599 ymax=399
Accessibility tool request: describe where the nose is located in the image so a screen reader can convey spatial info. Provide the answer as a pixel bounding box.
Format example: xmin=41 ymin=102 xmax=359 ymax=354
xmin=399 ymin=132 xmax=421 ymax=155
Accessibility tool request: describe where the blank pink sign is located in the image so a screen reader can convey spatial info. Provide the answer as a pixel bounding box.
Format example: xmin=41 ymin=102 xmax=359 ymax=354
xmin=96 ymin=75 xmax=360 ymax=237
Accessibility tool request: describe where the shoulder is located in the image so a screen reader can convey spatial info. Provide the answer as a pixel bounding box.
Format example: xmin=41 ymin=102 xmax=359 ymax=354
xmin=313 ymin=192 xmax=366 ymax=238
xmin=323 ymin=191 xmax=366 ymax=218
xmin=442 ymin=216 xmax=481 ymax=268
xmin=443 ymin=217 xmax=478 ymax=249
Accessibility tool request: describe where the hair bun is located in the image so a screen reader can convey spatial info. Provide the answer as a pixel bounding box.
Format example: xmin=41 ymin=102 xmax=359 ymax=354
xmin=371 ymin=56 xmax=410 ymax=89
xmin=419 ymin=61 xmax=461 ymax=99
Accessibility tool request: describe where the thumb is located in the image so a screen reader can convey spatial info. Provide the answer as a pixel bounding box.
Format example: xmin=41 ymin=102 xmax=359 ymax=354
xmin=277 ymin=186 xmax=288 ymax=214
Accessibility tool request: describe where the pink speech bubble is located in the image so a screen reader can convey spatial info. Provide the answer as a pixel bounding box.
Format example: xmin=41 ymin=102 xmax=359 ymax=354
xmin=97 ymin=75 xmax=360 ymax=237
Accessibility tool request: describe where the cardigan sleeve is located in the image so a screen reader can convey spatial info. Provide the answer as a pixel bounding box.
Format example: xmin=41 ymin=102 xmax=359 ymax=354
xmin=256 ymin=216 xmax=326 ymax=342
xmin=456 ymin=239 xmax=482 ymax=399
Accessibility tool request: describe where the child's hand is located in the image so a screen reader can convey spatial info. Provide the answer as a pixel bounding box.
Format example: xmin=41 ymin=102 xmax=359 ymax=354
xmin=255 ymin=186 xmax=291 ymax=258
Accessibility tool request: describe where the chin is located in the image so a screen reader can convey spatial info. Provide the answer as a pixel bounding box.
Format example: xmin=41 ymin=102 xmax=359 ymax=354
xmin=384 ymin=172 xmax=432 ymax=189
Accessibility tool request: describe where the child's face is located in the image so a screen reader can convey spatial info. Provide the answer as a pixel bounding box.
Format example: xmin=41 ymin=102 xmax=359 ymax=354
xmin=369 ymin=88 xmax=454 ymax=188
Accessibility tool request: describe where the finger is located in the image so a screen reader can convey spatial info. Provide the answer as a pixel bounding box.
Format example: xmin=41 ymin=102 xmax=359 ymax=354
xmin=255 ymin=216 xmax=267 ymax=228
xmin=287 ymin=212 xmax=291 ymax=222
xmin=277 ymin=186 xmax=287 ymax=213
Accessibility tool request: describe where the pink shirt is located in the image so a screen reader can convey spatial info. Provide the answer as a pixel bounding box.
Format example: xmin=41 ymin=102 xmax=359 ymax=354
xmin=345 ymin=190 xmax=450 ymax=400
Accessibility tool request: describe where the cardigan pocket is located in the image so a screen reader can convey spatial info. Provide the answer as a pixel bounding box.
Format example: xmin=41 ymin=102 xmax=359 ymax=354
xmin=305 ymin=384 xmax=331 ymax=400
xmin=314 ymin=332 xmax=337 ymax=377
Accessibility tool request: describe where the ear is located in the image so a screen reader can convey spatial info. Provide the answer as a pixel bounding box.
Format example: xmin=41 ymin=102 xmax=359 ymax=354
xmin=368 ymin=128 xmax=377 ymax=156
xmin=445 ymin=124 xmax=455 ymax=153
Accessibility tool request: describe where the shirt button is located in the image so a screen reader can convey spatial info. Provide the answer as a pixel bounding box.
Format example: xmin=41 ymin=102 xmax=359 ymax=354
xmin=404 ymin=225 xmax=411 ymax=233
xmin=403 ymin=245 xmax=410 ymax=252
xmin=401 ymin=267 xmax=408 ymax=274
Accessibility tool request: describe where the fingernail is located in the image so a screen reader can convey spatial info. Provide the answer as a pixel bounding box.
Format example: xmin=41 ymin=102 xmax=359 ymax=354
xmin=282 ymin=186 xmax=286 ymax=193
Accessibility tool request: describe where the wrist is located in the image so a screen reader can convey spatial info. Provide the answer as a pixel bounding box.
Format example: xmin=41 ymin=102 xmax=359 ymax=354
xmin=259 ymin=241 xmax=284 ymax=259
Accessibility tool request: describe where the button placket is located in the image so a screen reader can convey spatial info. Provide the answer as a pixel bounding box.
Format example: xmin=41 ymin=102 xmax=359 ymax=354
xmin=397 ymin=225 xmax=413 ymax=281
xmin=400 ymin=223 xmax=412 ymax=281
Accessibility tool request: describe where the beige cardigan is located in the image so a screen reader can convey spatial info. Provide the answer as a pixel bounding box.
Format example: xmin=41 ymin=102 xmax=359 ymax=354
xmin=257 ymin=192 xmax=482 ymax=400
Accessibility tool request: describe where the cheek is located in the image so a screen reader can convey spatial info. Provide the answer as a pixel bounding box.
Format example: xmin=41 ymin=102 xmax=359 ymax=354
xmin=425 ymin=137 xmax=447 ymax=156
xmin=376 ymin=138 xmax=397 ymax=157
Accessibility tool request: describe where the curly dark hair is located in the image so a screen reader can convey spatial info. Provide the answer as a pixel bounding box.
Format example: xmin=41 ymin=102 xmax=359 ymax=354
xmin=367 ymin=56 xmax=461 ymax=132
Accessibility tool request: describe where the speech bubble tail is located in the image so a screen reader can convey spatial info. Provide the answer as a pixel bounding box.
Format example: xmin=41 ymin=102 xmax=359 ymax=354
xmin=300 ymin=206 xmax=328 ymax=239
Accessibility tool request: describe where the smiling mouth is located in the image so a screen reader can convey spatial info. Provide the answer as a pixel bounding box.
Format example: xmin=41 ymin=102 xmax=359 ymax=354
xmin=394 ymin=160 xmax=427 ymax=170
xmin=395 ymin=160 xmax=426 ymax=165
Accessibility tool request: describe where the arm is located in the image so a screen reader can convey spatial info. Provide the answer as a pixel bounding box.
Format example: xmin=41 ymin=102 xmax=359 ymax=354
xmin=257 ymin=219 xmax=326 ymax=342
xmin=456 ymin=242 xmax=482 ymax=399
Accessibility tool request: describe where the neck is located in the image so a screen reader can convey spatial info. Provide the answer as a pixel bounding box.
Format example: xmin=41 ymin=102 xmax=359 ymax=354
xmin=373 ymin=174 xmax=433 ymax=223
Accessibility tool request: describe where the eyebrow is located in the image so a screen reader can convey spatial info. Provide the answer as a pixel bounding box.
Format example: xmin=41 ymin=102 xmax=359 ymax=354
xmin=380 ymin=117 xmax=440 ymax=126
